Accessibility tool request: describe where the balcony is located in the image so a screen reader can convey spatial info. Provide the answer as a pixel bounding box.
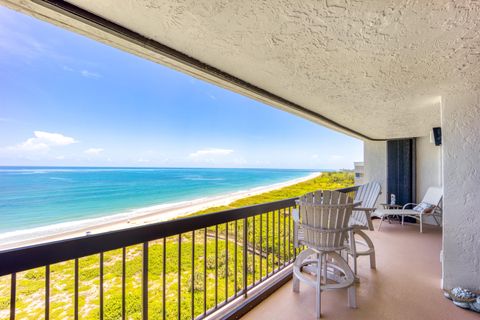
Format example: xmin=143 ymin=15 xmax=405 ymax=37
xmin=1 ymin=1 xmax=479 ymax=319
xmin=0 ymin=187 xmax=475 ymax=320
xmin=244 ymin=220 xmax=477 ymax=320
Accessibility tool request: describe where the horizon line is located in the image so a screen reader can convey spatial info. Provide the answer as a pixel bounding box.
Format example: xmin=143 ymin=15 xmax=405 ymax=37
xmin=0 ymin=164 xmax=349 ymax=171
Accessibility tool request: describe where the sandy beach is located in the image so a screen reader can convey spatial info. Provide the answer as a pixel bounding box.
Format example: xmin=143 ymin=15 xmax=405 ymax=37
xmin=0 ymin=172 xmax=321 ymax=251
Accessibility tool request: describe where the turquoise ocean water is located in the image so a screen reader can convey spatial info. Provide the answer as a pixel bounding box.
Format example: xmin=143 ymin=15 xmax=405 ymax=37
xmin=0 ymin=167 xmax=315 ymax=235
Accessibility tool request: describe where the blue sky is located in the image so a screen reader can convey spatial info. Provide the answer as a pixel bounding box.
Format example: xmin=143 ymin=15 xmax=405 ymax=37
xmin=0 ymin=6 xmax=363 ymax=169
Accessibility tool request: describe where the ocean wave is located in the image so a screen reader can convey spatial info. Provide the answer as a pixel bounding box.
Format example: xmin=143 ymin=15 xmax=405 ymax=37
xmin=49 ymin=177 xmax=73 ymax=181
xmin=182 ymin=177 xmax=225 ymax=181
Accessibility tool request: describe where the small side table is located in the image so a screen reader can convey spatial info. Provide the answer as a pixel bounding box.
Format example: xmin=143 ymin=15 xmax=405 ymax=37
xmin=380 ymin=203 xmax=403 ymax=224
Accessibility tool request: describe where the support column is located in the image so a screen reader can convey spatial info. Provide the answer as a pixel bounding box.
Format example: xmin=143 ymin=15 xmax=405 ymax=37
xmin=441 ymin=92 xmax=480 ymax=289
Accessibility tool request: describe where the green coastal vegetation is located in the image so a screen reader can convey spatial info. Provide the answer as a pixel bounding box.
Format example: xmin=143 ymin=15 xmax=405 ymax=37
xmin=0 ymin=172 xmax=353 ymax=320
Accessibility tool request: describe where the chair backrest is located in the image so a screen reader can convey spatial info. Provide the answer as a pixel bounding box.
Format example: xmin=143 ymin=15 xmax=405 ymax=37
xmin=350 ymin=181 xmax=381 ymax=228
xmin=354 ymin=181 xmax=382 ymax=208
xmin=421 ymin=187 xmax=443 ymax=206
xmin=298 ymin=190 xmax=354 ymax=251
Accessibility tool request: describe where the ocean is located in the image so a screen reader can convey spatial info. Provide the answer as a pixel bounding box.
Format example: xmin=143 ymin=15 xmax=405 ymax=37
xmin=0 ymin=167 xmax=315 ymax=235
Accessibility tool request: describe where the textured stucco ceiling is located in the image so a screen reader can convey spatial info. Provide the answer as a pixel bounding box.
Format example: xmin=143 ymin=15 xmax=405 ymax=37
xmin=4 ymin=0 xmax=480 ymax=139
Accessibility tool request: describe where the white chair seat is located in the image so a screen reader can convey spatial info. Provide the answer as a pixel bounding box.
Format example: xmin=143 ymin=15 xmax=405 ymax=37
xmin=376 ymin=208 xmax=423 ymax=217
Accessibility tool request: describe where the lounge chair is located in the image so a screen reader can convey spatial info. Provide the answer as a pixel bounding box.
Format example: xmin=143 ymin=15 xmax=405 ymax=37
xmin=348 ymin=181 xmax=381 ymax=275
xmin=376 ymin=187 xmax=442 ymax=233
xmin=292 ymin=190 xmax=357 ymax=318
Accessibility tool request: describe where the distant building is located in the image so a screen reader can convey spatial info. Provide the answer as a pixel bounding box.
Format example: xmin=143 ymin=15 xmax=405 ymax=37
xmin=354 ymin=162 xmax=364 ymax=185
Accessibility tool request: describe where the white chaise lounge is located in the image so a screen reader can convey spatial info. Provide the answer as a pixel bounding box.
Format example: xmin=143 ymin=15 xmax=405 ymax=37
xmin=376 ymin=187 xmax=442 ymax=233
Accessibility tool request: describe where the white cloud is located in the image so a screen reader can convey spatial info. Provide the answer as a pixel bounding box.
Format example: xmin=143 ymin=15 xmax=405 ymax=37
xmin=10 ymin=131 xmax=77 ymax=152
xmin=80 ymin=70 xmax=101 ymax=78
xmin=62 ymin=66 xmax=102 ymax=79
xmin=84 ymin=148 xmax=104 ymax=155
xmin=62 ymin=66 xmax=74 ymax=72
xmin=189 ymin=148 xmax=234 ymax=158
xmin=34 ymin=131 xmax=77 ymax=146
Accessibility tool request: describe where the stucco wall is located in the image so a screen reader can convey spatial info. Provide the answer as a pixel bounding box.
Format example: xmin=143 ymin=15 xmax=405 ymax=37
xmin=442 ymin=93 xmax=480 ymax=290
xmin=364 ymin=140 xmax=387 ymax=206
xmin=416 ymin=136 xmax=443 ymax=225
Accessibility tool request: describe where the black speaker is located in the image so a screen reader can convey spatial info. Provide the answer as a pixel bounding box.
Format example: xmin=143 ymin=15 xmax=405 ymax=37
xmin=433 ymin=127 xmax=442 ymax=146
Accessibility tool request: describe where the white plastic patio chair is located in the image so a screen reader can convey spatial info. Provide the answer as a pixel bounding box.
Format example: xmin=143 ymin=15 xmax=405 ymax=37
xmin=348 ymin=181 xmax=381 ymax=275
xmin=376 ymin=187 xmax=442 ymax=233
xmin=292 ymin=190 xmax=357 ymax=318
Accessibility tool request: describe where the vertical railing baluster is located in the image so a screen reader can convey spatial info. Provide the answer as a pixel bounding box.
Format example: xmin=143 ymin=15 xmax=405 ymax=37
xmin=260 ymin=213 xmax=263 ymax=280
xmin=278 ymin=209 xmax=281 ymax=271
xmin=10 ymin=273 xmax=16 ymax=320
xmin=45 ymin=265 xmax=50 ymax=320
xmin=283 ymin=208 xmax=286 ymax=267
xmin=266 ymin=211 xmax=269 ymax=277
xmin=203 ymin=228 xmax=207 ymax=316
xmin=252 ymin=216 xmax=256 ymax=283
xmin=191 ymin=230 xmax=195 ymax=320
xmin=215 ymin=225 xmax=218 ymax=308
xmin=288 ymin=207 xmax=292 ymax=262
xmin=122 ymin=247 xmax=126 ymax=320
xmin=225 ymin=222 xmax=229 ymax=301
xmin=272 ymin=210 xmax=275 ymax=273
xmin=243 ymin=217 xmax=248 ymax=298
xmin=143 ymin=242 xmax=149 ymax=320
xmin=178 ymin=234 xmax=182 ymax=320
xmin=74 ymin=258 xmax=79 ymax=320
xmin=234 ymin=220 xmax=238 ymax=297
xmin=292 ymin=205 xmax=300 ymax=260
xmin=100 ymin=252 xmax=104 ymax=320
xmin=162 ymin=239 xmax=166 ymax=320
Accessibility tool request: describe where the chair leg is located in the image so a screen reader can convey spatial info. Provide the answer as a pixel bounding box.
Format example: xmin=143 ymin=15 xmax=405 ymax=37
xmin=370 ymin=249 xmax=376 ymax=269
xmin=348 ymin=285 xmax=357 ymax=309
xmin=292 ymin=271 xmax=300 ymax=293
xmin=401 ymin=215 xmax=405 ymax=225
xmin=356 ymin=230 xmax=376 ymax=269
xmin=323 ymin=254 xmax=328 ymax=284
xmin=349 ymin=230 xmax=357 ymax=276
xmin=378 ymin=216 xmax=383 ymax=230
xmin=316 ymin=253 xmax=323 ymax=318
xmin=420 ymin=214 xmax=423 ymax=233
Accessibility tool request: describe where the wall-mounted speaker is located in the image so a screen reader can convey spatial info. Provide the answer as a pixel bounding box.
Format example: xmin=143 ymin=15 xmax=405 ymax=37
xmin=432 ymin=127 xmax=442 ymax=146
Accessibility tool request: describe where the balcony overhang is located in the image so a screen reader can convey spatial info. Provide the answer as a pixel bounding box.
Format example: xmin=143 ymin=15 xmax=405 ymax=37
xmin=2 ymin=0 xmax=479 ymax=140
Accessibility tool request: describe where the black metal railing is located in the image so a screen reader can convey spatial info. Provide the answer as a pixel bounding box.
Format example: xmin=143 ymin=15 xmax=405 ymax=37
xmin=0 ymin=187 xmax=357 ymax=320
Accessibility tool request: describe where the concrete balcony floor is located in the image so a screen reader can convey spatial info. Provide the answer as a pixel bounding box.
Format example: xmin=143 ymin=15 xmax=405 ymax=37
xmin=243 ymin=220 xmax=478 ymax=320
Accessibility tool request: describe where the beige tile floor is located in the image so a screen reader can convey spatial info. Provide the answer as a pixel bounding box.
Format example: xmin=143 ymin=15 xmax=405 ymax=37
xmin=243 ymin=220 xmax=478 ymax=320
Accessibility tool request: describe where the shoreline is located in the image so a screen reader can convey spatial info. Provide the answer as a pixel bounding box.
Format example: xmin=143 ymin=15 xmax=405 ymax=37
xmin=0 ymin=172 xmax=321 ymax=251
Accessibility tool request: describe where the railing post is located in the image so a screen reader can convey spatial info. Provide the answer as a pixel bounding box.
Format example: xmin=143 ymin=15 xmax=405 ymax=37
xmin=243 ymin=217 xmax=248 ymax=298
xmin=143 ymin=242 xmax=149 ymax=320
xmin=10 ymin=273 xmax=16 ymax=320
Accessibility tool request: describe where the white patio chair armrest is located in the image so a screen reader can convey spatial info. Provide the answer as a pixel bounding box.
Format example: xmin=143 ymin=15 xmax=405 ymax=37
xmin=402 ymin=203 xmax=418 ymax=210
xmin=355 ymin=207 xmax=376 ymax=213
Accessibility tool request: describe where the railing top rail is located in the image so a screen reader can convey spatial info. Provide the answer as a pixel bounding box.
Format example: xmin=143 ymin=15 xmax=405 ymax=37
xmin=0 ymin=197 xmax=297 ymax=276
xmin=336 ymin=185 xmax=359 ymax=194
